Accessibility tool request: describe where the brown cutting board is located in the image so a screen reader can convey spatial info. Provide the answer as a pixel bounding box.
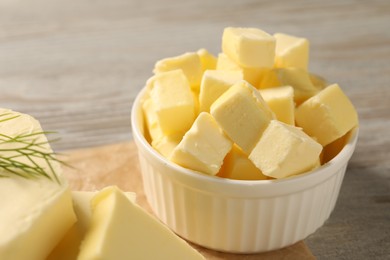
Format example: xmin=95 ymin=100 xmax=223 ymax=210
xmin=63 ymin=141 xmax=315 ymax=260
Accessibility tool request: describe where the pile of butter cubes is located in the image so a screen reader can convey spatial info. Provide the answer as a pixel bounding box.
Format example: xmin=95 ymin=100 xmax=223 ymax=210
xmin=143 ymin=27 xmax=358 ymax=180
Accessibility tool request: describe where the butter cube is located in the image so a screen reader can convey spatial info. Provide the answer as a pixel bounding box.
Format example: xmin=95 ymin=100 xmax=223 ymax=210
xmin=210 ymin=81 xmax=274 ymax=154
xmin=222 ymin=27 xmax=276 ymax=68
xmin=197 ymin=48 xmax=217 ymax=71
xmin=170 ymin=112 xmax=232 ymax=175
xmin=259 ymin=86 xmax=295 ymax=125
xmin=142 ymin=98 xmax=163 ymax=142
xmin=199 ymin=70 xmax=243 ymax=112
xmin=78 ymin=187 xmax=204 ymax=260
xmin=154 ymin=52 xmax=203 ymax=90
xmin=149 ymin=70 xmax=195 ymax=135
xmin=274 ymin=33 xmax=309 ymax=70
xmin=257 ymin=68 xmax=281 ymax=89
xmin=152 ymin=133 xmax=183 ymax=158
xmin=249 ymin=120 xmax=323 ymax=179
xmin=295 ymin=84 xmax=358 ymax=146
xmin=218 ymin=145 xmax=267 ymax=180
xmin=216 ymin=53 xmax=262 ymax=86
xmin=277 ymin=68 xmax=319 ymax=104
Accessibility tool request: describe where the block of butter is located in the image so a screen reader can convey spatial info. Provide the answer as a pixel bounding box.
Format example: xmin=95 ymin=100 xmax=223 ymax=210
xmin=78 ymin=186 xmax=205 ymax=260
xmin=259 ymin=85 xmax=295 ymax=125
xmin=217 ymin=53 xmax=263 ymax=86
xmin=197 ymin=48 xmax=217 ymax=72
xmin=199 ymin=69 xmax=243 ymax=112
xmin=249 ymin=120 xmax=323 ymax=179
xmin=154 ymin=52 xmax=203 ymax=90
xmin=48 ymin=191 xmax=136 ymax=260
xmin=218 ymin=144 xmax=268 ymax=180
xmin=295 ymin=83 xmax=358 ymax=146
xmin=0 ymin=109 xmax=76 ymax=260
xmin=211 ymin=80 xmax=274 ymax=154
xmin=170 ymin=112 xmax=232 ymax=175
xmin=274 ymin=33 xmax=309 ymax=70
xmin=222 ymin=27 xmax=276 ymax=68
xmin=277 ymin=68 xmax=319 ymax=104
xmin=148 ymin=69 xmax=195 ymax=135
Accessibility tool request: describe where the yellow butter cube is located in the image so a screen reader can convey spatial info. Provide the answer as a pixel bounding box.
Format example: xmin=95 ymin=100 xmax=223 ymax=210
xmin=170 ymin=112 xmax=232 ymax=175
xmin=222 ymin=27 xmax=276 ymax=68
xmin=142 ymin=98 xmax=163 ymax=142
xmin=218 ymin=144 xmax=267 ymax=180
xmin=154 ymin=52 xmax=203 ymax=90
xmin=210 ymin=81 xmax=274 ymax=154
xmin=197 ymin=48 xmax=217 ymax=72
xmin=199 ymin=70 xmax=243 ymax=113
xmin=259 ymin=86 xmax=295 ymax=125
xmin=257 ymin=68 xmax=281 ymax=89
xmin=277 ymin=68 xmax=319 ymax=104
xmin=149 ymin=70 xmax=195 ymax=135
xmin=249 ymin=120 xmax=323 ymax=179
xmin=152 ymin=133 xmax=183 ymax=159
xmin=216 ymin=53 xmax=262 ymax=86
xmin=274 ymin=33 xmax=309 ymax=70
xmin=295 ymin=84 xmax=358 ymax=146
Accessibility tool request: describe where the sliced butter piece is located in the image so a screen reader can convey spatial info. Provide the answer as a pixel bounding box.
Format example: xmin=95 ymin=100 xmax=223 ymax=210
xmin=249 ymin=120 xmax=323 ymax=179
xmin=274 ymin=33 xmax=309 ymax=70
xmin=153 ymin=52 xmax=203 ymax=90
xmin=77 ymin=186 xmax=204 ymax=260
xmin=197 ymin=48 xmax=217 ymax=72
xmin=170 ymin=112 xmax=232 ymax=175
xmin=276 ymin=68 xmax=319 ymax=104
xmin=0 ymin=109 xmax=76 ymax=260
xmin=152 ymin=133 xmax=183 ymax=158
xmin=222 ymin=27 xmax=276 ymax=68
xmin=149 ymin=70 xmax=195 ymax=135
xmin=142 ymin=97 xmax=163 ymax=142
xmin=216 ymin=53 xmax=263 ymax=86
xmin=218 ymin=144 xmax=267 ymax=180
xmin=210 ymin=81 xmax=274 ymax=154
xmin=259 ymin=86 xmax=295 ymax=125
xmin=48 ymin=191 xmax=136 ymax=260
xmin=257 ymin=68 xmax=281 ymax=89
xmin=295 ymin=84 xmax=358 ymax=146
xmin=199 ymin=70 xmax=243 ymax=112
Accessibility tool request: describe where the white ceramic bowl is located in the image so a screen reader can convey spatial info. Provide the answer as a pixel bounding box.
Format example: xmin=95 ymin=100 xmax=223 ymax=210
xmin=131 ymin=87 xmax=358 ymax=253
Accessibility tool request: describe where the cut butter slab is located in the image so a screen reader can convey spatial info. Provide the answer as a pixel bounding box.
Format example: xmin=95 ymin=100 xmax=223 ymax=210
xmin=211 ymin=80 xmax=274 ymax=154
xmin=274 ymin=33 xmax=309 ymax=70
xmin=170 ymin=112 xmax=232 ymax=175
xmin=48 ymin=191 xmax=136 ymax=260
xmin=148 ymin=69 xmax=195 ymax=135
xmin=222 ymin=27 xmax=276 ymax=68
xmin=249 ymin=120 xmax=322 ymax=179
xmin=199 ymin=69 xmax=243 ymax=112
xmin=218 ymin=144 xmax=268 ymax=180
xmin=216 ymin=53 xmax=263 ymax=86
xmin=77 ymin=186 xmax=205 ymax=260
xmin=295 ymin=83 xmax=358 ymax=146
xmin=197 ymin=48 xmax=217 ymax=72
xmin=154 ymin=52 xmax=203 ymax=90
xmin=0 ymin=109 xmax=76 ymax=260
xmin=259 ymin=85 xmax=295 ymax=125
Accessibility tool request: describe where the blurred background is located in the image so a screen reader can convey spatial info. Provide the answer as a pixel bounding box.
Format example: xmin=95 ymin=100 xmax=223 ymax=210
xmin=1 ymin=0 xmax=389 ymax=258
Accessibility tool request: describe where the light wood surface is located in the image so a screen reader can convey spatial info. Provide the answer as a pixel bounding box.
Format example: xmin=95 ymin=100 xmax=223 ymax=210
xmin=1 ymin=0 xmax=389 ymax=259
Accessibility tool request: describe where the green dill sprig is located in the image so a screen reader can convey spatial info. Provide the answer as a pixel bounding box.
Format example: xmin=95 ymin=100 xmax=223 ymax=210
xmin=0 ymin=113 xmax=65 ymax=184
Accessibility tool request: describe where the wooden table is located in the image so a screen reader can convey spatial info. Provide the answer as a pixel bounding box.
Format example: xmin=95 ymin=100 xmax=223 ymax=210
xmin=1 ymin=0 xmax=389 ymax=259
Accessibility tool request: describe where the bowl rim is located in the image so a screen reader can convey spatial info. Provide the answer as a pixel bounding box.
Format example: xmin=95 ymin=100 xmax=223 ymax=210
xmin=131 ymin=86 xmax=359 ymax=197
